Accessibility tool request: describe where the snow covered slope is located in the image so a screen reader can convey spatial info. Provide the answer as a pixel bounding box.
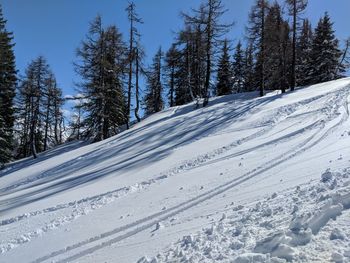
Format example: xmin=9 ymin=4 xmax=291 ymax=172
xmin=1 ymin=78 xmax=350 ymax=263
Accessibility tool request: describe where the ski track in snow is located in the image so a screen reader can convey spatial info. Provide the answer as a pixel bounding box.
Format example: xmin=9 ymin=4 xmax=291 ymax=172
xmin=0 ymin=84 xmax=346 ymax=228
xmin=19 ymin=84 xmax=350 ymax=262
xmin=1 ymin=79 xmax=350 ymax=262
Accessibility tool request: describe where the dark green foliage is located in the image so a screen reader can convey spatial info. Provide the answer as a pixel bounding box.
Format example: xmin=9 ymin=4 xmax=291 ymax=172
xmin=216 ymin=39 xmax=233 ymax=96
xmin=75 ymin=16 xmax=127 ymax=141
xmin=0 ymin=99 xmax=12 ymax=167
xmin=174 ymin=25 xmax=206 ymax=105
xmin=0 ymin=5 xmax=16 ymax=166
xmin=164 ymin=44 xmax=179 ymax=107
xmin=126 ymin=2 xmax=143 ymax=128
xmin=286 ymin=0 xmax=308 ymax=91
xmin=243 ymin=43 xmax=256 ymax=92
xmin=232 ymin=41 xmax=245 ymax=93
xmin=173 ymin=40 xmax=194 ymax=106
xmin=144 ymin=47 xmax=164 ymax=115
xmin=16 ymin=56 xmax=63 ymax=159
xmin=182 ymin=0 xmax=233 ymax=106
xmin=296 ymin=19 xmax=313 ymax=86
xmin=247 ymin=0 xmax=269 ymax=97
xmin=307 ymin=13 xmax=343 ymax=84
xmin=264 ymin=2 xmax=291 ymax=93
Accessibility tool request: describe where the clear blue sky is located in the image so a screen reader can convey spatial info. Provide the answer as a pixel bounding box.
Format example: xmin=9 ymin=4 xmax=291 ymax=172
xmin=1 ymin=0 xmax=349 ymax=100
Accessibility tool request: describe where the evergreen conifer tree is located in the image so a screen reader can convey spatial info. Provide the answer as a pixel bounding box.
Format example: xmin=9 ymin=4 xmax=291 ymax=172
xmin=144 ymin=48 xmax=164 ymax=115
xmin=247 ymin=0 xmax=269 ymax=97
xmin=264 ymin=2 xmax=291 ymax=93
xmin=308 ymin=13 xmax=343 ymax=84
xmin=16 ymin=56 xmax=51 ymax=159
xmin=183 ymin=0 xmax=233 ymax=106
xmin=0 ymin=98 xmax=12 ymax=167
xmin=75 ymin=16 xmax=127 ymax=141
xmin=165 ymin=44 xmax=180 ymax=107
xmin=286 ymin=0 xmax=308 ymax=91
xmin=296 ymin=19 xmax=313 ymax=86
xmin=232 ymin=41 xmax=245 ymax=93
xmin=216 ymin=39 xmax=232 ymax=96
xmin=244 ymin=43 xmax=256 ymax=92
xmin=0 ymin=5 xmax=17 ymax=166
xmin=126 ymin=2 xmax=143 ymax=128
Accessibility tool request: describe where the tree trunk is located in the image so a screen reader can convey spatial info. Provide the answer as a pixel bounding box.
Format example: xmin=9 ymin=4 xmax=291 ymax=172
xmin=30 ymin=96 xmax=38 ymax=159
xmin=260 ymin=0 xmax=265 ymax=97
xmin=127 ymin=16 xmax=134 ymax=129
xmin=135 ymin=48 xmax=141 ymax=122
xmin=43 ymin=94 xmax=50 ymax=151
xmin=203 ymin=2 xmax=212 ymax=107
xmin=170 ymin=65 xmax=175 ymax=107
xmin=291 ymin=0 xmax=297 ymax=91
xmin=54 ymin=96 xmax=59 ymax=144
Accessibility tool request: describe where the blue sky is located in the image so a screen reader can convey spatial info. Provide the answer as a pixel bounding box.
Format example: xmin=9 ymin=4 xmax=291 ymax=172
xmin=1 ymin=0 xmax=349 ymax=101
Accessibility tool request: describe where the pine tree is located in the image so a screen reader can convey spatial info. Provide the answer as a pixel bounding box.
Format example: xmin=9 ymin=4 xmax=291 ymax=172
xmin=286 ymin=0 xmax=308 ymax=91
xmin=164 ymin=44 xmax=180 ymax=107
xmin=232 ymin=41 xmax=245 ymax=93
xmin=16 ymin=56 xmax=51 ymax=159
xmin=308 ymin=13 xmax=343 ymax=84
xmin=173 ymin=37 xmax=193 ymax=106
xmin=216 ymin=39 xmax=232 ymax=96
xmin=0 ymin=5 xmax=17 ymax=166
xmin=51 ymin=83 xmax=64 ymax=145
xmin=126 ymin=2 xmax=143 ymax=129
xmin=134 ymin=44 xmax=145 ymax=122
xmin=296 ymin=19 xmax=313 ymax=86
xmin=338 ymin=38 xmax=350 ymax=76
xmin=247 ymin=0 xmax=269 ymax=97
xmin=144 ymin=48 xmax=164 ymax=115
xmin=264 ymin=2 xmax=291 ymax=93
xmin=176 ymin=25 xmax=206 ymax=103
xmin=0 ymin=98 xmax=12 ymax=167
xmin=66 ymin=94 xmax=84 ymax=141
xmin=75 ymin=16 xmax=127 ymax=141
xmin=183 ymin=0 xmax=233 ymax=106
xmin=41 ymin=73 xmax=64 ymax=150
xmin=244 ymin=43 xmax=256 ymax=92
xmin=167 ymin=25 xmax=203 ymax=107
xmin=43 ymin=73 xmax=55 ymax=151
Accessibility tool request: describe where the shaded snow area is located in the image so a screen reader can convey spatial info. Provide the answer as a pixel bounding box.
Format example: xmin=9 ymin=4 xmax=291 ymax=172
xmin=1 ymin=78 xmax=350 ymax=263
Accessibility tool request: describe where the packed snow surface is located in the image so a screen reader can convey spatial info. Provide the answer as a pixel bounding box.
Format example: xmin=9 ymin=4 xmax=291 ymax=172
xmin=1 ymin=78 xmax=350 ymax=262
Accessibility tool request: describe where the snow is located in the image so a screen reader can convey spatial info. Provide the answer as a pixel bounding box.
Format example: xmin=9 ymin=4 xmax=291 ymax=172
xmin=1 ymin=78 xmax=350 ymax=262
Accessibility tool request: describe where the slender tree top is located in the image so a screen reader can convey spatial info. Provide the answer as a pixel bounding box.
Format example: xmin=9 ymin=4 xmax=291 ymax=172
xmin=286 ymin=0 xmax=308 ymax=17
xmin=126 ymin=1 xmax=143 ymax=42
xmin=182 ymin=0 xmax=234 ymax=41
xmin=246 ymin=0 xmax=269 ymax=45
xmin=0 ymin=4 xmax=6 ymax=31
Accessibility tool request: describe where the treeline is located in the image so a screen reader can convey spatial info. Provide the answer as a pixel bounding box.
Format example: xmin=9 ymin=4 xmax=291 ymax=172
xmin=70 ymin=0 xmax=349 ymax=144
xmin=16 ymin=56 xmax=64 ymax=159
xmin=0 ymin=0 xmax=349 ymax=166
xmin=0 ymin=6 xmax=64 ymax=166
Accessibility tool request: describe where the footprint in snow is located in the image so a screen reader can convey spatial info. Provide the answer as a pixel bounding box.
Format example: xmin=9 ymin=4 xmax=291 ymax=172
xmin=152 ymin=222 xmax=164 ymax=233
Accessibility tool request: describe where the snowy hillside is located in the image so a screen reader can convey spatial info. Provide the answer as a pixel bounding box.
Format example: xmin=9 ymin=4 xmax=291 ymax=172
xmin=1 ymin=78 xmax=350 ymax=263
